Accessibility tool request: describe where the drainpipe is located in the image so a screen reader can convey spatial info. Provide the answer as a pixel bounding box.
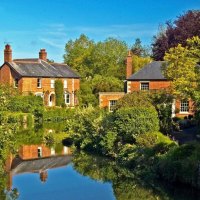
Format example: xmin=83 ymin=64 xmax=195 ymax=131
xmin=72 ymin=78 xmax=75 ymax=107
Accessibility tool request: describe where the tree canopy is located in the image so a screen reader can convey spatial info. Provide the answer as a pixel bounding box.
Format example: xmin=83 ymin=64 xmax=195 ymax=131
xmin=163 ymin=36 xmax=200 ymax=98
xmin=152 ymin=10 xmax=200 ymax=61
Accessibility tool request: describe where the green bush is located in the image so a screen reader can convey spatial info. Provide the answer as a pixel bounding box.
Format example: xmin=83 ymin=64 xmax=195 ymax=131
xmin=109 ymin=107 xmax=159 ymax=142
xmin=55 ymin=80 xmax=64 ymax=106
xmin=7 ymin=95 xmax=44 ymax=120
xmin=43 ymin=107 xmax=75 ymax=122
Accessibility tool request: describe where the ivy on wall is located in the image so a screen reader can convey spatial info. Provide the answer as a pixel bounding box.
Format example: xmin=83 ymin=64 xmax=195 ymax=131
xmin=55 ymin=80 xmax=64 ymax=106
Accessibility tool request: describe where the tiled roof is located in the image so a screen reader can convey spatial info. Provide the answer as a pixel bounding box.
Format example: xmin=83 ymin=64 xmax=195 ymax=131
xmin=127 ymin=61 xmax=167 ymax=81
xmin=2 ymin=59 xmax=80 ymax=78
xmin=12 ymin=155 xmax=72 ymax=174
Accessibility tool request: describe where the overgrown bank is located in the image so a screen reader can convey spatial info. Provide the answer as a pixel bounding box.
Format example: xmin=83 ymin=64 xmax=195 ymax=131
xmin=65 ymin=92 xmax=200 ymax=189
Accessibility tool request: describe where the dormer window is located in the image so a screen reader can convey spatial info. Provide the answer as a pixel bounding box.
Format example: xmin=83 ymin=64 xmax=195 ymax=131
xmin=37 ymin=78 xmax=42 ymax=88
xmin=140 ymin=82 xmax=149 ymax=91
xmin=14 ymin=78 xmax=19 ymax=88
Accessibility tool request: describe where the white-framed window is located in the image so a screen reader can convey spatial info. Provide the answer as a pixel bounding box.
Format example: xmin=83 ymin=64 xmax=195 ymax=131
xmin=64 ymin=80 xmax=67 ymax=89
xmin=180 ymin=100 xmax=189 ymax=113
xmin=109 ymin=100 xmax=117 ymax=112
xmin=37 ymin=78 xmax=42 ymax=88
xmin=140 ymin=82 xmax=149 ymax=91
xmin=35 ymin=92 xmax=44 ymax=99
xmin=64 ymin=93 xmax=70 ymax=104
xmin=50 ymin=80 xmax=55 ymax=88
xmin=14 ymin=78 xmax=19 ymax=88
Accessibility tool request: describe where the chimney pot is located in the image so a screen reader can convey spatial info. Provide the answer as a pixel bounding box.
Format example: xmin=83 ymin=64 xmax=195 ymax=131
xmin=4 ymin=44 xmax=12 ymax=62
xmin=39 ymin=49 xmax=47 ymax=61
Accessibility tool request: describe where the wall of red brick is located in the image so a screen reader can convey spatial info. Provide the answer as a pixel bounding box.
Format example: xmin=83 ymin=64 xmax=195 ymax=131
xmin=128 ymin=80 xmax=171 ymax=92
xmin=0 ymin=64 xmax=13 ymax=85
xmin=175 ymin=99 xmax=195 ymax=117
xmin=99 ymin=92 xmax=125 ymax=108
xmin=18 ymin=144 xmax=72 ymax=160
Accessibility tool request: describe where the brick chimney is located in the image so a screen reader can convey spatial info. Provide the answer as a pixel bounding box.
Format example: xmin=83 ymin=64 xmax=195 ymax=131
xmin=39 ymin=49 xmax=47 ymax=61
xmin=4 ymin=44 xmax=12 ymax=62
xmin=126 ymin=50 xmax=132 ymax=79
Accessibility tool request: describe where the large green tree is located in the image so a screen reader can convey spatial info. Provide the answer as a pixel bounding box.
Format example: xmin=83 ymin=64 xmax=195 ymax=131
xmin=64 ymin=34 xmax=95 ymax=77
xmin=163 ymin=36 xmax=200 ymax=98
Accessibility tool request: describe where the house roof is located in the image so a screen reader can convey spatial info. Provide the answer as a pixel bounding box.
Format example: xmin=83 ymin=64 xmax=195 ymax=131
xmin=127 ymin=61 xmax=167 ymax=81
xmin=1 ymin=59 xmax=80 ymax=78
xmin=11 ymin=155 xmax=72 ymax=175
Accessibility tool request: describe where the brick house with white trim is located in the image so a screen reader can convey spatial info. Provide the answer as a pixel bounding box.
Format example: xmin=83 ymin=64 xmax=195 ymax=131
xmin=0 ymin=44 xmax=80 ymax=107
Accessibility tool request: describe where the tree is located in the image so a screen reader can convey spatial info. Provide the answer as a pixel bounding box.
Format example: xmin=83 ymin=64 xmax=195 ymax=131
xmin=90 ymin=38 xmax=128 ymax=79
xmin=163 ymin=37 xmax=200 ymax=98
xmin=64 ymin=34 xmax=95 ymax=77
xmin=92 ymin=75 xmax=124 ymax=95
xmin=152 ymin=10 xmax=200 ymax=60
xmin=132 ymin=54 xmax=152 ymax=73
xmin=131 ymin=38 xmax=151 ymax=57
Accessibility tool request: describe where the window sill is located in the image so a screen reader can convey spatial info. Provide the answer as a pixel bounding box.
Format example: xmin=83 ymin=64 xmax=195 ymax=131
xmin=179 ymin=112 xmax=189 ymax=114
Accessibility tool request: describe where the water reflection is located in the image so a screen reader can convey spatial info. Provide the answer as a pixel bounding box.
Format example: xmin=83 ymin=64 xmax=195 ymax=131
xmin=1 ymin=123 xmax=200 ymax=200
xmin=72 ymin=152 xmax=200 ymax=200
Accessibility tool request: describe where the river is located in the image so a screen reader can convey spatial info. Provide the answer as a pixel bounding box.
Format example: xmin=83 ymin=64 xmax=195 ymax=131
xmin=2 ymin=123 xmax=200 ymax=200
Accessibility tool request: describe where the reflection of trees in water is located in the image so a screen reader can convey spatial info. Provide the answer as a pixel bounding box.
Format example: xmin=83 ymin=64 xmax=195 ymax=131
xmin=72 ymin=151 xmax=200 ymax=200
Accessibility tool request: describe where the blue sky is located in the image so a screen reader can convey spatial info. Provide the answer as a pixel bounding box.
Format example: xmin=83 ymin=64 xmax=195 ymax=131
xmin=0 ymin=0 xmax=199 ymax=63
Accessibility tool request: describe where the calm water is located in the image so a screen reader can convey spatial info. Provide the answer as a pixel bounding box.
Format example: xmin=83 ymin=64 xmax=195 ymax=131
xmin=3 ymin=123 xmax=200 ymax=200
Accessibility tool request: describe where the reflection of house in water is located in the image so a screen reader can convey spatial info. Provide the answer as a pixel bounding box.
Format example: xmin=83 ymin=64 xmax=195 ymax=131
xmin=5 ymin=144 xmax=72 ymax=190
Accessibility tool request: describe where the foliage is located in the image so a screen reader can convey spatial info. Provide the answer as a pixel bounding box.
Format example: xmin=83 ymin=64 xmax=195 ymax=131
xmin=132 ymin=54 xmax=152 ymax=73
xmin=43 ymin=107 xmax=75 ymax=122
xmin=163 ymin=37 xmax=200 ymax=98
xmin=90 ymin=38 xmax=128 ymax=79
xmin=66 ymin=106 xmax=105 ymax=151
xmin=107 ymin=107 xmax=159 ymax=141
xmin=76 ymin=81 xmax=98 ymax=107
xmin=64 ymin=34 xmax=95 ymax=77
xmin=0 ymin=84 xmax=18 ymax=112
xmin=7 ymin=95 xmax=44 ymax=119
xmin=55 ymin=80 xmax=64 ymax=106
xmin=131 ymin=38 xmax=151 ymax=57
xmin=152 ymin=10 xmax=200 ymax=60
xmin=116 ymin=90 xmax=173 ymax=134
xmin=92 ymin=75 xmax=124 ymax=95
xmin=115 ymin=92 xmax=152 ymax=109
xmin=158 ymin=142 xmax=200 ymax=189
xmin=64 ymin=35 xmax=128 ymax=106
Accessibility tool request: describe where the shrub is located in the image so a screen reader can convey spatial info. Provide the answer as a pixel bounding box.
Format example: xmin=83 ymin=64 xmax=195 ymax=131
xmin=7 ymin=95 xmax=44 ymax=120
xmin=109 ymin=107 xmax=159 ymax=143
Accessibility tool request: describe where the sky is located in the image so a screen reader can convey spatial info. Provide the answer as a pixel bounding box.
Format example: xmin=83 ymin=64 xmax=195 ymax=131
xmin=0 ymin=0 xmax=199 ymax=63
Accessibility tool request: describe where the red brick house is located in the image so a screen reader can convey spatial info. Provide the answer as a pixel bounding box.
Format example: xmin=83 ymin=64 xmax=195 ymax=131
xmin=0 ymin=44 xmax=80 ymax=107
xmin=100 ymin=51 xmax=194 ymax=117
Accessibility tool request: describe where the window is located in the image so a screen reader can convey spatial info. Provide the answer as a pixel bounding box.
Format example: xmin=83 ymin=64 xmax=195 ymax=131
xmin=140 ymin=82 xmax=149 ymax=91
xmin=109 ymin=100 xmax=117 ymax=112
xmin=14 ymin=79 xmax=19 ymax=88
xmin=50 ymin=80 xmax=55 ymax=88
xmin=37 ymin=78 xmax=42 ymax=88
xmin=35 ymin=92 xmax=44 ymax=99
xmin=64 ymin=80 xmax=67 ymax=89
xmin=38 ymin=147 xmax=42 ymax=158
xmin=65 ymin=93 xmax=70 ymax=104
xmin=180 ymin=100 xmax=189 ymax=113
